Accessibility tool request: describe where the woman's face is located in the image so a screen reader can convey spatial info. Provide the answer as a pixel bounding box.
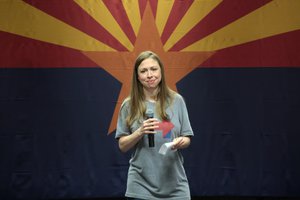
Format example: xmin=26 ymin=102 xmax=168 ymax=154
xmin=137 ymin=58 xmax=162 ymax=90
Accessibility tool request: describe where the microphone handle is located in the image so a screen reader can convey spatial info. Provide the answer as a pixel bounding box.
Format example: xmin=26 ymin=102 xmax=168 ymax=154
xmin=147 ymin=115 xmax=155 ymax=147
xmin=148 ymin=134 xmax=154 ymax=147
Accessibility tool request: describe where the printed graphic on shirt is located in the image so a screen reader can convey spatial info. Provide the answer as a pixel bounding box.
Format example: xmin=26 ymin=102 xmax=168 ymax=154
xmin=157 ymin=121 xmax=174 ymax=139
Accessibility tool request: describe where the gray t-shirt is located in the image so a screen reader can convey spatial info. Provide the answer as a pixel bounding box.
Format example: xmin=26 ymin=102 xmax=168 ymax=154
xmin=115 ymin=93 xmax=194 ymax=200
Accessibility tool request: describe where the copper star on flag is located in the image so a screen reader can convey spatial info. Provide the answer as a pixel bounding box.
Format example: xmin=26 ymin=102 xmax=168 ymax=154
xmin=82 ymin=2 xmax=215 ymax=134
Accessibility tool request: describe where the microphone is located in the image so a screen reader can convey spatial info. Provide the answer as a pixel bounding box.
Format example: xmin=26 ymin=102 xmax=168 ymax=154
xmin=146 ymin=109 xmax=154 ymax=147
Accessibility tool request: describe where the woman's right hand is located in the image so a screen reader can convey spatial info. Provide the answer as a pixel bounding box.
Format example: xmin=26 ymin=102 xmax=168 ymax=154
xmin=139 ymin=118 xmax=160 ymax=136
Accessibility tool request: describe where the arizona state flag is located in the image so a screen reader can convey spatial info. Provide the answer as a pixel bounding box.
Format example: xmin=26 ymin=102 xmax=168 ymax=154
xmin=1 ymin=0 xmax=300 ymax=199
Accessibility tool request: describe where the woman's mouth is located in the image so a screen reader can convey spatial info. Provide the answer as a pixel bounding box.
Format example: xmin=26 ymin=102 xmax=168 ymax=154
xmin=147 ymin=80 xmax=155 ymax=84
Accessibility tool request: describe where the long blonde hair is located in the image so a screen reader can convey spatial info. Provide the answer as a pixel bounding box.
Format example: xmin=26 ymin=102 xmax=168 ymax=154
xmin=126 ymin=51 xmax=175 ymax=126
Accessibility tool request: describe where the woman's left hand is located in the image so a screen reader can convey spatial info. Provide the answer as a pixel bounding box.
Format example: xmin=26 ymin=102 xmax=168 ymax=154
xmin=172 ymin=137 xmax=189 ymax=150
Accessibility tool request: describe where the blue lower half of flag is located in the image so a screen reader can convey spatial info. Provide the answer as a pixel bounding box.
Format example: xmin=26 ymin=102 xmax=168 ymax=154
xmin=0 ymin=67 xmax=300 ymax=198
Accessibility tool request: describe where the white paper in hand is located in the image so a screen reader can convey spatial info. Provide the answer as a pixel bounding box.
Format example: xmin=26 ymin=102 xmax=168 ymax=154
xmin=158 ymin=142 xmax=176 ymax=155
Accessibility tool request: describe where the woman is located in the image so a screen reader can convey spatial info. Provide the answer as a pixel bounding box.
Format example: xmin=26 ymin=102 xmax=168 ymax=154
xmin=115 ymin=50 xmax=194 ymax=200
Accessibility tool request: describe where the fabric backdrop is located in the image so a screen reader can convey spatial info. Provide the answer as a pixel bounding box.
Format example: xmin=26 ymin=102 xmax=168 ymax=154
xmin=0 ymin=0 xmax=300 ymax=199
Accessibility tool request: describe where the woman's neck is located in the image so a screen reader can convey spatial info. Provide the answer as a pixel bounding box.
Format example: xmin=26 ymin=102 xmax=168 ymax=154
xmin=144 ymin=87 xmax=158 ymax=102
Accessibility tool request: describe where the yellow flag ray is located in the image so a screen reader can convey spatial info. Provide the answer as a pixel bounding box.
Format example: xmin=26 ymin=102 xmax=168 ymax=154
xmin=164 ymin=0 xmax=222 ymax=51
xmin=122 ymin=0 xmax=140 ymax=36
xmin=74 ymin=0 xmax=133 ymax=51
xmin=0 ymin=0 xmax=114 ymax=51
xmin=183 ymin=0 xmax=300 ymax=52
xmin=156 ymin=0 xmax=174 ymax=36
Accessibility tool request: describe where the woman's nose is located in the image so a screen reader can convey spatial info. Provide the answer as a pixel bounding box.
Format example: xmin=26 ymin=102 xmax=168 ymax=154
xmin=147 ymin=71 xmax=153 ymax=77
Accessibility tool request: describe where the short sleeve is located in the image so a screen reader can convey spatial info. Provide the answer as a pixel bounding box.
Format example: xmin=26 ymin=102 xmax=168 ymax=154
xmin=115 ymin=100 xmax=130 ymax=139
xmin=177 ymin=95 xmax=194 ymax=137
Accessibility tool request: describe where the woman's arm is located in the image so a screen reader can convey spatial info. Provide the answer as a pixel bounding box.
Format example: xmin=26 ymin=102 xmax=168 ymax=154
xmin=118 ymin=127 xmax=143 ymax=153
xmin=118 ymin=118 xmax=159 ymax=153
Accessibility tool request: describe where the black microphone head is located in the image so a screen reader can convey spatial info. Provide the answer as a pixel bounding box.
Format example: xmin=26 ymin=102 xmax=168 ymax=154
xmin=145 ymin=109 xmax=154 ymax=119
